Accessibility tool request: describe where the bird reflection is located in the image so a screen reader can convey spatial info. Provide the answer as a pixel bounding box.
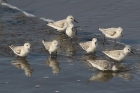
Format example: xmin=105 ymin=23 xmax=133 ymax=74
xmin=65 ymin=42 xmax=76 ymax=56
xmin=12 ymin=58 xmax=33 ymax=77
xmin=87 ymin=63 xmax=133 ymax=83
xmin=117 ymin=71 xmax=132 ymax=81
xmin=45 ymin=56 xmax=60 ymax=74
xmin=88 ymin=71 xmax=116 ymax=82
xmin=88 ymin=70 xmax=132 ymax=83
xmin=55 ymin=34 xmax=78 ymax=56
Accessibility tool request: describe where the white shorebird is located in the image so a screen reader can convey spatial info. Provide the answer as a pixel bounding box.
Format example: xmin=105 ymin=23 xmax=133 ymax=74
xmin=79 ymin=38 xmax=98 ymax=54
xmin=99 ymin=27 xmax=123 ymax=42
xmin=47 ymin=15 xmax=78 ymax=32
xmin=87 ymin=59 xmax=118 ymax=71
xmin=103 ymin=45 xmax=134 ymax=62
xmin=42 ymin=39 xmax=59 ymax=57
xmin=9 ymin=42 xmax=31 ymax=57
xmin=66 ymin=24 xmax=77 ymax=41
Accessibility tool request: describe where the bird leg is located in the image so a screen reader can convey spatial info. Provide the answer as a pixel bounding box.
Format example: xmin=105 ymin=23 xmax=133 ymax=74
xmin=109 ymin=58 xmax=116 ymax=63
xmin=103 ymin=36 xmax=106 ymax=43
xmin=50 ymin=53 xmax=53 ymax=58
xmin=55 ymin=51 xmax=57 ymax=58
xmin=70 ymin=38 xmax=72 ymax=42
xmin=93 ymin=51 xmax=96 ymax=55
xmin=114 ymin=60 xmax=119 ymax=64
xmin=85 ymin=53 xmax=90 ymax=56
xmin=102 ymin=36 xmax=106 ymax=45
xmin=75 ymin=29 xmax=77 ymax=35
xmin=23 ymin=56 xmax=27 ymax=59
xmin=60 ymin=32 xmax=65 ymax=36
xmin=15 ymin=55 xmax=18 ymax=58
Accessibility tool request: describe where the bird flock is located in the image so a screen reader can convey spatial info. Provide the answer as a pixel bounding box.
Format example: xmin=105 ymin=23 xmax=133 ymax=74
xmin=1 ymin=1 xmax=133 ymax=72
xmin=8 ymin=14 xmax=134 ymax=72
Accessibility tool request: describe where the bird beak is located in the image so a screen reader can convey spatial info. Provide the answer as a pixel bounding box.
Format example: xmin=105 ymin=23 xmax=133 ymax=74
xmin=3 ymin=0 xmax=7 ymax=3
xmin=121 ymin=33 xmax=123 ymax=37
xmin=131 ymin=51 xmax=135 ymax=55
xmin=74 ymin=19 xmax=78 ymax=23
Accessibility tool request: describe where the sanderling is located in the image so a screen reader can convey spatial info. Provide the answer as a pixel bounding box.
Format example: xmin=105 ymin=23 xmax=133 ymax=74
xmin=42 ymin=39 xmax=59 ymax=57
xmin=103 ymin=45 xmax=134 ymax=62
xmin=79 ymin=38 xmax=98 ymax=54
xmin=47 ymin=15 xmax=78 ymax=32
xmin=9 ymin=42 xmax=31 ymax=57
xmin=99 ymin=27 xmax=123 ymax=43
xmin=87 ymin=59 xmax=118 ymax=71
xmin=66 ymin=24 xmax=77 ymax=41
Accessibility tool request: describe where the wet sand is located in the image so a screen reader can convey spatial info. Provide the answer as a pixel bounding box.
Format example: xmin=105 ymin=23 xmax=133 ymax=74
xmin=0 ymin=1 xmax=140 ymax=93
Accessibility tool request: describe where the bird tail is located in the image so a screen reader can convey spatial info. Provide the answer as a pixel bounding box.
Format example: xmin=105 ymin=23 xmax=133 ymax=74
xmin=78 ymin=42 xmax=81 ymax=45
xmin=79 ymin=42 xmax=84 ymax=49
xmin=99 ymin=28 xmax=106 ymax=34
xmin=42 ymin=39 xmax=45 ymax=45
xmin=9 ymin=45 xmax=14 ymax=51
xmin=99 ymin=28 xmax=103 ymax=31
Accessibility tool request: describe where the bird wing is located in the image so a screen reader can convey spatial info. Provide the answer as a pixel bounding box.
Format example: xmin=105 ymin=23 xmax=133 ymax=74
xmin=9 ymin=45 xmax=23 ymax=54
xmin=52 ymin=19 xmax=65 ymax=28
xmin=79 ymin=41 xmax=91 ymax=50
xmin=96 ymin=60 xmax=110 ymax=69
xmin=103 ymin=50 xmax=122 ymax=57
xmin=42 ymin=41 xmax=52 ymax=50
xmin=47 ymin=20 xmax=67 ymax=31
xmin=99 ymin=28 xmax=116 ymax=36
xmin=106 ymin=29 xmax=116 ymax=36
xmin=88 ymin=60 xmax=110 ymax=69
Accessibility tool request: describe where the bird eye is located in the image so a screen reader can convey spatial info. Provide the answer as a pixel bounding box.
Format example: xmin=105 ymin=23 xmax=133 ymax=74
xmin=128 ymin=49 xmax=129 ymax=50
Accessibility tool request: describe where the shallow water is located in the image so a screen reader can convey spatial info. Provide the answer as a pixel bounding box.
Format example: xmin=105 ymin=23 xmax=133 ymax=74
xmin=0 ymin=1 xmax=140 ymax=93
